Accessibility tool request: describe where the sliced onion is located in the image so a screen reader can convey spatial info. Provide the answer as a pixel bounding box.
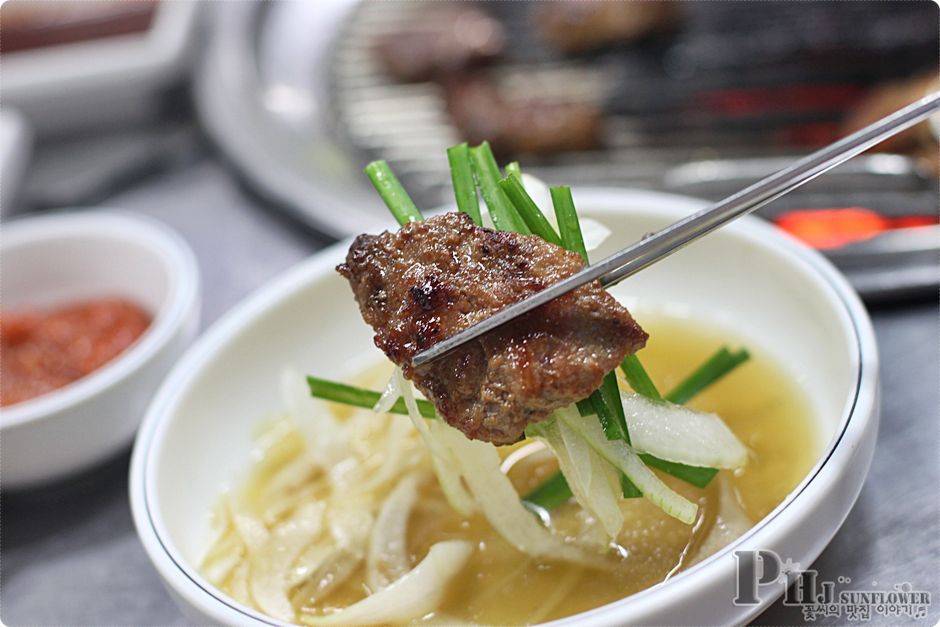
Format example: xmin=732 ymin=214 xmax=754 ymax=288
xmin=353 ymin=413 xmax=415 ymax=495
xmin=290 ymin=547 xmax=363 ymax=609
xmin=579 ymin=218 xmax=611 ymax=252
xmin=556 ymin=411 xmax=698 ymax=524
xmin=521 ymin=173 xmax=553 ymax=218
xmin=372 ymin=372 xmax=402 ymax=414
xmin=535 ymin=415 xmax=623 ymax=540
xmin=397 ymin=370 xmax=476 ymax=517
xmin=265 ymin=452 xmax=319 ymax=500
xmin=287 ymin=504 xmax=373 ymax=608
xmin=555 ymin=409 xmax=624 ymax=538
xmin=287 ymin=543 xmax=332 ymax=588
xmin=229 ymin=506 xmax=269 ymax=555
xmin=329 ymin=503 xmax=374 ymax=552
xmin=250 ymin=502 xmax=325 ymax=621
xmin=435 ymin=423 xmax=597 ymax=566
xmin=621 ymin=393 xmax=748 ymax=469
xmin=281 ymin=368 xmax=345 ymax=464
xmin=203 ymin=552 xmax=242 ymax=586
xmin=366 ymin=474 xmax=420 ymax=591
xmin=227 ymin=561 xmax=250 ymax=605
xmin=558 ymin=417 xmax=595 ymax=491
xmin=301 ymin=541 xmax=474 ymax=626
xmin=688 ymin=474 xmax=753 ymax=566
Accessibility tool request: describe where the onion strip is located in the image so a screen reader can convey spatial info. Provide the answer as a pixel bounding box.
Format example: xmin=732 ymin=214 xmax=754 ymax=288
xmin=281 ymin=369 xmax=344 ymax=464
xmin=397 ymin=370 xmax=476 ymax=516
xmin=555 ymin=410 xmax=624 ymax=538
xmin=556 ymin=410 xmax=698 ymax=524
xmin=435 ymin=423 xmax=598 ymax=566
xmin=300 ymin=541 xmax=474 ymax=626
xmin=366 ymin=474 xmax=420 ymax=591
xmin=621 ymin=393 xmax=748 ymax=469
xmin=249 ymin=502 xmax=325 ymax=621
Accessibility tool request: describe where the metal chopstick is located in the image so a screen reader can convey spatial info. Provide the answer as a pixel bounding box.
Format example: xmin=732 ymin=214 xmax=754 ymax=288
xmin=412 ymin=91 xmax=940 ymax=368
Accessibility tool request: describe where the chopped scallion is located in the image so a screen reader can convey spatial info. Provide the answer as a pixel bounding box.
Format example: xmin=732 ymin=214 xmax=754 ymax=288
xmin=306 ymin=376 xmax=436 ymax=419
xmin=547 ymin=185 xmax=640 ymax=498
xmin=620 ymin=473 xmax=643 ymax=498
xmin=521 ymin=472 xmax=572 ymax=511
xmin=575 ymin=398 xmax=595 ymax=417
xmin=364 ymin=160 xmax=424 ymax=226
xmin=620 ymin=354 xmax=663 ymax=401
xmin=499 ymin=174 xmax=562 ymax=246
xmin=446 ymin=143 xmax=482 ymax=226
xmin=666 ymin=347 xmax=751 ymax=405
xmin=592 ymin=372 xmax=631 ymax=444
xmin=639 ymin=455 xmax=720 ymax=489
xmin=469 ymin=142 xmax=530 ymax=234
xmin=550 ymin=186 xmax=589 ymax=262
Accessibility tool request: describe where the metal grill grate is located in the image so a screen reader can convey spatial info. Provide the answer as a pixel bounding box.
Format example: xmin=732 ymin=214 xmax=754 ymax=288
xmin=326 ymin=2 xmax=937 ymax=216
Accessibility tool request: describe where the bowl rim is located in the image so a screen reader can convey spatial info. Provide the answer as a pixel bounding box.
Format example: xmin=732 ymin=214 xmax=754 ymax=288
xmin=0 ymin=210 xmax=200 ymax=430
xmin=130 ymin=188 xmax=878 ymax=626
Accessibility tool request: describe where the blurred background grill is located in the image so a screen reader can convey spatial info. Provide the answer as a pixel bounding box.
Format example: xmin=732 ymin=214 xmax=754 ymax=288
xmin=4 ymin=0 xmax=939 ymax=298
xmin=329 ymin=1 xmax=937 ymax=212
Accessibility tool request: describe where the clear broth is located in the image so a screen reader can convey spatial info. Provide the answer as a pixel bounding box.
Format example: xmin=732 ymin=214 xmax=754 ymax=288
xmin=205 ymin=315 xmax=818 ymax=625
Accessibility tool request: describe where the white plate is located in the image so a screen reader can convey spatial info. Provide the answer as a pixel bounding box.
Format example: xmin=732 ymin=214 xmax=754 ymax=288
xmin=130 ymin=189 xmax=878 ymax=625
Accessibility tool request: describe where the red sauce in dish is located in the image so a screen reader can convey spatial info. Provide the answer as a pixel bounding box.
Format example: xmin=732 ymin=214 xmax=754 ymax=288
xmin=1 ymin=298 xmax=152 ymax=407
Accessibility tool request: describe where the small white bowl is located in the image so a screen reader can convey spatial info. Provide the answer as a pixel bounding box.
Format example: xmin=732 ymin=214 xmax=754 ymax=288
xmin=1 ymin=211 xmax=200 ymax=487
xmin=130 ymin=189 xmax=878 ymax=625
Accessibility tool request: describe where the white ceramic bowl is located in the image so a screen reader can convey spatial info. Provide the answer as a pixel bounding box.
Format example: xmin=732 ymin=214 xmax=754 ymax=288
xmin=1 ymin=211 xmax=200 ymax=487
xmin=130 ymin=189 xmax=878 ymax=626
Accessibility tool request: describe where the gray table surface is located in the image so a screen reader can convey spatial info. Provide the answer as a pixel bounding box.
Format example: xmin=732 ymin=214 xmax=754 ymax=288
xmin=1 ymin=130 xmax=938 ymax=626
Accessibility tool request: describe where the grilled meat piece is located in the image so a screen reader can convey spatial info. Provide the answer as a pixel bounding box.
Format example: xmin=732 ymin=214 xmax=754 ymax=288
xmin=534 ymin=1 xmax=680 ymax=54
xmin=373 ymin=5 xmax=505 ymax=83
xmin=338 ymin=212 xmax=647 ymax=445
xmin=445 ymin=75 xmax=602 ymax=156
